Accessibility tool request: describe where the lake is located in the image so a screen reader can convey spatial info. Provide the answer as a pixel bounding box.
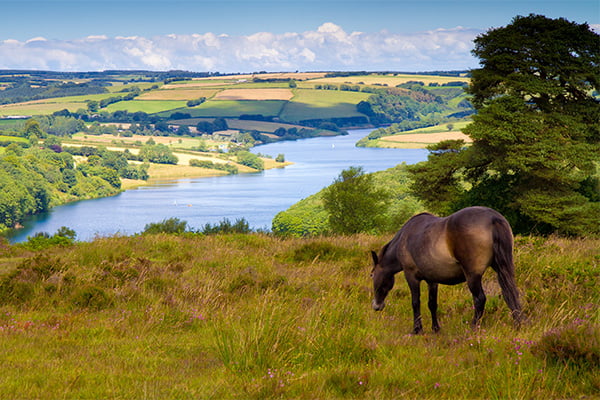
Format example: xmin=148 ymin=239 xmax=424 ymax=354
xmin=8 ymin=129 xmax=428 ymax=242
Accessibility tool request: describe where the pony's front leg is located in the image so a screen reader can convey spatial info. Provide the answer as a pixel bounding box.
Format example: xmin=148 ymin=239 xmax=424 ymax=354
xmin=427 ymin=282 xmax=440 ymax=332
xmin=407 ymin=278 xmax=423 ymax=334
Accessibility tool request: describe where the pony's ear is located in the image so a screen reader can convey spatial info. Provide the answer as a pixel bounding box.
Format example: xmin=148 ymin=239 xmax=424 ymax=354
xmin=371 ymin=250 xmax=379 ymax=265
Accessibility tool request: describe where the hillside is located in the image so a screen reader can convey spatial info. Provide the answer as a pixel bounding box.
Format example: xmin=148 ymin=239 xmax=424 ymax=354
xmin=0 ymin=233 xmax=597 ymax=398
xmin=0 ymin=70 xmax=472 ymax=144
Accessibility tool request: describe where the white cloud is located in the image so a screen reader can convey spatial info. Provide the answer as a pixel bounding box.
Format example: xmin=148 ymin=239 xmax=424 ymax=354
xmin=0 ymin=23 xmax=481 ymax=72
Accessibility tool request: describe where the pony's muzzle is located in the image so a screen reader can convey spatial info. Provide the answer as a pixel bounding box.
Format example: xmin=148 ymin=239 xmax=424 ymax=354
xmin=372 ymin=300 xmax=385 ymax=311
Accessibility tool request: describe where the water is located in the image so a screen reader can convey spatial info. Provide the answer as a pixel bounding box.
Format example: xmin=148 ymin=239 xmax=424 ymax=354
xmin=8 ymin=129 xmax=427 ymax=242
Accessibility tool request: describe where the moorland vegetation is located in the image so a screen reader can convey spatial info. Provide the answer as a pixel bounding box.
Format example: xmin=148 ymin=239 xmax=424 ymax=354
xmin=0 ymin=13 xmax=598 ymax=400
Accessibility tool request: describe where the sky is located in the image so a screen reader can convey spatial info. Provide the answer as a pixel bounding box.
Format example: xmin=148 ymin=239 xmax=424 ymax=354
xmin=0 ymin=0 xmax=598 ymax=73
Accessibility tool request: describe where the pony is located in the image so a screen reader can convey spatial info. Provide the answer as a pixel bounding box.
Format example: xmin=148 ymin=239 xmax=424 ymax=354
xmin=371 ymin=206 xmax=522 ymax=334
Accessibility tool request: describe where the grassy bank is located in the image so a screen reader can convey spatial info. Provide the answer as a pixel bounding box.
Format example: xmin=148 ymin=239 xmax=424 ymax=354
xmin=0 ymin=233 xmax=597 ymax=398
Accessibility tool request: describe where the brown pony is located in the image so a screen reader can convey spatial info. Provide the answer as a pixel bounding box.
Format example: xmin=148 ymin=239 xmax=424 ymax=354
xmin=371 ymin=206 xmax=522 ymax=334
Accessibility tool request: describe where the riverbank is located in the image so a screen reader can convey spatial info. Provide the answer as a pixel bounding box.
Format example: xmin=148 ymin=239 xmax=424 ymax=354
xmin=8 ymin=128 xmax=428 ymax=242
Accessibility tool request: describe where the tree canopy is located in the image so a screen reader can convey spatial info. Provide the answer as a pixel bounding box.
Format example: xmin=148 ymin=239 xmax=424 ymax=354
xmin=409 ymin=14 xmax=600 ymax=236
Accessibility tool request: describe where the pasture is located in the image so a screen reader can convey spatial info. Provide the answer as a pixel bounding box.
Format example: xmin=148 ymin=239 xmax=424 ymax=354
xmin=0 ymin=101 xmax=88 ymax=116
xmin=137 ymin=89 xmax=218 ymax=101
xmin=280 ymin=89 xmax=371 ymax=121
xmin=183 ymin=100 xmax=287 ymax=118
xmin=104 ymin=100 xmax=188 ymax=114
xmin=0 ymin=233 xmax=597 ymax=399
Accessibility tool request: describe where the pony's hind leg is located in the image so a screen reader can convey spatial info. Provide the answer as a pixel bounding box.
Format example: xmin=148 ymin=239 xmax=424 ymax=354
xmin=466 ymin=274 xmax=486 ymax=329
xmin=427 ymin=282 xmax=440 ymax=332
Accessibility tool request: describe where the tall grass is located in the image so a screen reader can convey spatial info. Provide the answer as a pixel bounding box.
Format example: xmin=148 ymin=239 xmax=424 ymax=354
xmin=0 ymin=234 xmax=597 ymax=398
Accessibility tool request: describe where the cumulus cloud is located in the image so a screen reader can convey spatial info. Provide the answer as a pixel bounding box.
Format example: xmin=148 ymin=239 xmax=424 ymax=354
xmin=0 ymin=23 xmax=481 ymax=72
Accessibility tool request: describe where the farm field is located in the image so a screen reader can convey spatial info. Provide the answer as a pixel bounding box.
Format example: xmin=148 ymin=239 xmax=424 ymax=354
xmin=280 ymin=89 xmax=371 ymax=121
xmin=184 ymin=100 xmax=287 ymax=118
xmin=137 ymin=89 xmax=218 ymax=101
xmin=0 ymin=233 xmax=596 ymax=399
xmin=104 ymin=100 xmax=188 ymax=114
xmin=307 ymin=73 xmax=470 ymax=88
xmin=0 ymin=70 xmax=475 ymax=149
xmin=0 ymin=101 xmax=88 ymax=116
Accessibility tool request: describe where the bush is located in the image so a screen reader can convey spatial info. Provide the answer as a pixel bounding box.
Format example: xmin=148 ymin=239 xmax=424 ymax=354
xmin=71 ymin=285 xmax=113 ymax=310
xmin=236 ymin=151 xmax=264 ymax=171
xmin=143 ymin=218 xmax=188 ymax=234
xmin=201 ymin=218 xmax=252 ymax=234
xmin=22 ymin=226 xmax=76 ymax=250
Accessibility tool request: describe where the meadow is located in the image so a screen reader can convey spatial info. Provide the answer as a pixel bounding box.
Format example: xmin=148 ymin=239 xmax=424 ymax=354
xmin=0 ymin=233 xmax=597 ymax=399
xmin=280 ymin=89 xmax=371 ymax=122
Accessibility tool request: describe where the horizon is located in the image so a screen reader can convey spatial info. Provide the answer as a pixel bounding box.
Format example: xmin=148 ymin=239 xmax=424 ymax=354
xmin=0 ymin=1 xmax=598 ymax=72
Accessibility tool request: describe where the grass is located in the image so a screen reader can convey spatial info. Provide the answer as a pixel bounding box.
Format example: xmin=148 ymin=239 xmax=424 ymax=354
xmin=104 ymin=100 xmax=188 ymax=114
xmin=185 ymin=100 xmax=287 ymax=118
xmin=0 ymin=135 xmax=28 ymax=144
xmin=281 ymin=89 xmax=371 ymax=121
xmin=0 ymin=101 xmax=88 ymax=116
xmin=0 ymin=233 xmax=597 ymax=399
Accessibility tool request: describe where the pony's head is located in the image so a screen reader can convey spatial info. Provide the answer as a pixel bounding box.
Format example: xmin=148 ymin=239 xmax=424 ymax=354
xmin=370 ymin=250 xmax=396 ymax=311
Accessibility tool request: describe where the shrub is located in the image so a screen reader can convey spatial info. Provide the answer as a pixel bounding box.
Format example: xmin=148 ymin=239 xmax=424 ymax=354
xmin=71 ymin=285 xmax=113 ymax=310
xmin=201 ymin=218 xmax=252 ymax=234
xmin=143 ymin=218 xmax=188 ymax=235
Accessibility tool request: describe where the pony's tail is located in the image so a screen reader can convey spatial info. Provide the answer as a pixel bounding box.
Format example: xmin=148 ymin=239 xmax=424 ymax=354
xmin=491 ymin=216 xmax=523 ymax=327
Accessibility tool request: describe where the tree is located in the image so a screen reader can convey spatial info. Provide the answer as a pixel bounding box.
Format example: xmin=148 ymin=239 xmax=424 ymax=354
xmin=408 ymin=15 xmax=600 ymax=236
xmin=322 ymin=166 xmax=391 ymax=234
xmin=236 ymin=151 xmax=264 ymax=171
xmin=24 ymin=119 xmax=46 ymax=139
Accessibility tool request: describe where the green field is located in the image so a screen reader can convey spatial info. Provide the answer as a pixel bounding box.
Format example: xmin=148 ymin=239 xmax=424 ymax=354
xmin=280 ymin=89 xmax=371 ymax=121
xmin=0 ymin=135 xmax=28 ymax=143
xmin=182 ymin=100 xmax=287 ymax=118
xmin=0 ymin=101 xmax=88 ymax=116
xmin=104 ymin=100 xmax=188 ymax=114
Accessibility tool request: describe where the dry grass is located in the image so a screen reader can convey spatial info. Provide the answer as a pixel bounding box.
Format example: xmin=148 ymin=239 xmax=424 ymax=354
xmin=214 ymin=88 xmax=294 ymax=101
xmin=380 ymin=131 xmax=472 ymax=147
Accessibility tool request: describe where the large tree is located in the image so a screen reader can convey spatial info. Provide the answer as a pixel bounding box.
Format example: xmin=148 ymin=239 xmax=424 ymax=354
xmin=409 ymin=14 xmax=600 ymax=235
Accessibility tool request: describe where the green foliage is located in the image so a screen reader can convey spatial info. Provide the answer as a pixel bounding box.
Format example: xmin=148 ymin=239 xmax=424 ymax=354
xmin=236 ymin=151 xmax=264 ymax=171
xmin=21 ymin=226 xmax=77 ymax=251
xmin=272 ymin=194 xmax=330 ymax=237
xmin=138 ymin=143 xmax=178 ymax=164
xmin=322 ymin=166 xmax=391 ymax=235
xmin=273 ymin=164 xmax=423 ymax=237
xmin=409 ymin=15 xmax=600 ymax=236
xmin=143 ymin=218 xmax=188 ymax=235
xmin=189 ymin=159 xmax=238 ymax=174
xmin=200 ymin=218 xmax=252 ymax=234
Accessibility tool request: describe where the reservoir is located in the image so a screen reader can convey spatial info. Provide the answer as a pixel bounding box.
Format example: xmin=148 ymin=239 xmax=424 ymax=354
xmin=8 ymin=129 xmax=428 ymax=242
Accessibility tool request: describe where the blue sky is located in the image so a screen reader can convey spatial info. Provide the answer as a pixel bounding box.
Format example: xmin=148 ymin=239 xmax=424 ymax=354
xmin=0 ymin=0 xmax=598 ymax=72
